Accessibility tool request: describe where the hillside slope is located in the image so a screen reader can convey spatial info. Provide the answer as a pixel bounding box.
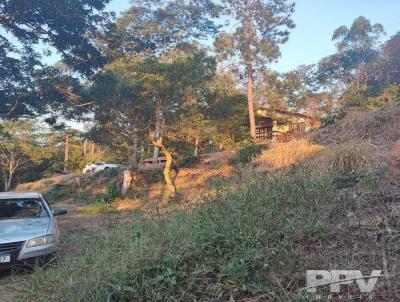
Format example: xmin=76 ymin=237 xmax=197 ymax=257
xmin=5 ymin=105 xmax=400 ymax=301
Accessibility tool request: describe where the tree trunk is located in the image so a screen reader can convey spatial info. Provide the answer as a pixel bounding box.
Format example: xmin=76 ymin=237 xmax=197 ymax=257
xmin=131 ymin=134 xmax=138 ymax=170
xmin=64 ymin=133 xmax=69 ymax=172
xmin=4 ymin=157 xmax=15 ymax=192
xmin=194 ymin=137 xmax=199 ymax=156
xmin=152 ymin=138 xmax=176 ymax=195
xmin=244 ymin=0 xmax=256 ymax=141
xmin=4 ymin=171 xmax=13 ymax=192
xmin=247 ymin=62 xmax=256 ymax=141
xmin=162 ymin=147 xmax=176 ymax=194
xmin=121 ymin=169 xmax=132 ymax=196
xmin=152 ymin=101 xmax=162 ymax=162
xmin=83 ymin=139 xmax=88 ymax=156
xmin=91 ymin=142 xmax=95 ymax=155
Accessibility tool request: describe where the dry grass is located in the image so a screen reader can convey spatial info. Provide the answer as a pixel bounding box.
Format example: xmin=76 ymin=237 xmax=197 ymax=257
xmin=252 ymin=138 xmax=325 ymax=172
xmin=75 ymin=203 xmax=116 ymax=214
xmin=325 ymin=140 xmax=379 ymax=170
xmin=112 ymin=198 xmax=142 ymax=210
xmin=14 ymin=174 xmax=75 ymax=193
xmin=312 ymin=104 xmax=400 ymax=150
xmin=145 ymin=151 xmax=234 ymax=211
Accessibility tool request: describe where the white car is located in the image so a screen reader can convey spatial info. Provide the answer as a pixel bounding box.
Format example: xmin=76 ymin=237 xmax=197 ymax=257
xmin=82 ymin=162 xmax=123 ymax=174
xmin=0 ymin=192 xmax=67 ymax=270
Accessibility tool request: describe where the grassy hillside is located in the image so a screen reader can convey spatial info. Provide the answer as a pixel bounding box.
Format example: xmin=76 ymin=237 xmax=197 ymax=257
xmin=7 ymin=105 xmax=400 ymax=301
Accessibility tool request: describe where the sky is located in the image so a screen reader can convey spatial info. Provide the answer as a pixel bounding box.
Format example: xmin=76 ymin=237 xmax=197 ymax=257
xmin=31 ymin=0 xmax=400 ymax=73
xmin=105 ymin=0 xmax=400 ymax=73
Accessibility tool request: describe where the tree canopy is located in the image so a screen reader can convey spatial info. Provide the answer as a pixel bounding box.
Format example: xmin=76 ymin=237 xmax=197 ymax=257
xmin=0 ymin=0 xmax=112 ymax=116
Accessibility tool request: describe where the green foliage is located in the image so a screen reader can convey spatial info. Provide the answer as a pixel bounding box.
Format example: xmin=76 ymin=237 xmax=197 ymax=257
xmin=75 ymin=192 xmax=91 ymax=204
xmin=320 ymin=109 xmax=347 ymax=126
xmin=108 ymin=0 xmax=221 ymax=60
xmin=140 ymin=170 xmax=164 ymax=185
xmin=179 ymin=154 xmax=201 ymax=168
xmin=88 ymin=50 xmax=218 ymax=159
xmin=44 ymin=184 xmax=76 ymax=204
xmin=365 ymin=84 xmax=400 ymax=108
xmin=330 ymin=167 xmax=384 ymax=189
xmin=215 ymin=1 xmax=294 ymax=67
xmin=0 ymin=0 xmax=110 ymax=116
xmin=331 ymin=16 xmax=384 ymax=51
xmin=228 ymin=144 xmax=268 ymax=165
xmin=0 ymin=119 xmax=58 ymax=191
xmin=96 ymin=182 xmax=121 ymax=204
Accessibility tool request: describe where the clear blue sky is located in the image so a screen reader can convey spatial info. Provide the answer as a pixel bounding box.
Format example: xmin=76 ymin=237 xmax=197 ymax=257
xmin=106 ymin=0 xmax=400 ymax=72
xmin=42 ymin=0 xmax=400 ymax=72
xmin=270 ymin=0 xmax=400 ymax=72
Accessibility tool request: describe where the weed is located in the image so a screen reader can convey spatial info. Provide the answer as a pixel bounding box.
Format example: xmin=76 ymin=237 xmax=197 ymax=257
xmin=331 ymin=167 xmax=385 ymax=189
xmin=75 ymin=192 xmax=90 ymax=203
xmin=96 ymin=182 xmax=120 ymax=203
xmin=327 ymin=140 xmax=377 ymax=170
xmin=75 ymin=203 xmax=117 ymax=214
xmin=228 ymin=144 xmax=268 ymax=165
xmin=179 ymin=154 xmax=201 ymax=168
xmin=44 ymin=183 xmax=75 ymax=203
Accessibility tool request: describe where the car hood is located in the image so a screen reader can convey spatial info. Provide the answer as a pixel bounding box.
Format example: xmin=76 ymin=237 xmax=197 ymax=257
xmin=0 ymin=218 xmax=51 ymax=244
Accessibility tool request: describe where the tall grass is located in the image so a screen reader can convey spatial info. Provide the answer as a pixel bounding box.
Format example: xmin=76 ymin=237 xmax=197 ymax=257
xmin=326 ymin=140 xmax=378 ymax=170
xmin=15 ymin=171 xmax=335 ymax=302
xmin=253 ymin=139 xmax=325 ymax=171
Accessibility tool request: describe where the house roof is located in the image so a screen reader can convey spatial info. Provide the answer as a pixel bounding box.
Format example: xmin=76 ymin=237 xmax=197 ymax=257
xmin=272 ymin=109 xmax=313 ymax=119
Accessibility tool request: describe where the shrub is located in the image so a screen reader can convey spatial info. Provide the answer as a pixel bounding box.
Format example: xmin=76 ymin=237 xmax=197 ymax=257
xmin=330 ymin=167 xmax=385 ymax=189
xmin=327 ymin=140 xmax=378 ymax=170
xmin=104 ymin=167 xmax=121 ymax=178
xmin=228 ymin=144 xmax=268 ymax=165
xmin=44 ymin=183 xmax=75 ymax=204
xmin=96 ymin=183 xmax=120 ymax=203
xmin=320 ymin=109 xmax=346 ymax=126
xmin=75 ymin=192 xmax=90 ymax=203
xmin=179 ymin=154 xmax=201 ymax=168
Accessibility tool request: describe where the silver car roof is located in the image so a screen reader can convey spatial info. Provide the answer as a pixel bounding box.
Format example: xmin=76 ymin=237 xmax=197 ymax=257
xmin=0 ymin=192 xmax=42 ymax=199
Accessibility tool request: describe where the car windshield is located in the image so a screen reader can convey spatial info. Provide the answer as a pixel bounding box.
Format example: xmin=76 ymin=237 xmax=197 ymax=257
xmin=0 ymin=198 xmax=48 ymax=220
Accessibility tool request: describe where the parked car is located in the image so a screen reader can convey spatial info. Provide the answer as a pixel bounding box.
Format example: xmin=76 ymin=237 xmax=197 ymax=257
xmin=0 ymin=192 xmax=67 ymax=270
xmin=82 ymin=161 xmax=123 ymax=174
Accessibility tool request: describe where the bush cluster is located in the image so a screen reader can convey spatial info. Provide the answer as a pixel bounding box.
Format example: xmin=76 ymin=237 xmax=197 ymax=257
xmin=228 ymin=144 xmax=268 ymax=165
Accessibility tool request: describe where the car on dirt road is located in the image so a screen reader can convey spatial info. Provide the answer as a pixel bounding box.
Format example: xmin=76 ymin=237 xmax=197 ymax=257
xmin=82 ymin=161 xmax=124 ymax=174
xmin=0 ymin=192 xmax=67 ymax=271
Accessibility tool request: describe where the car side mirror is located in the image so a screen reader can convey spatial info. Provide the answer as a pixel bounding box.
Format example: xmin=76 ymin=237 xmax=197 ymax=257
xmin=53 ymin=209 xmax=68 ymax=216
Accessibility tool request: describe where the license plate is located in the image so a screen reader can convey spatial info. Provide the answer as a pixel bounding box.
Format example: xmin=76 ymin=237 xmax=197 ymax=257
xmin=0 ymin=254 xmax=11 ymax=263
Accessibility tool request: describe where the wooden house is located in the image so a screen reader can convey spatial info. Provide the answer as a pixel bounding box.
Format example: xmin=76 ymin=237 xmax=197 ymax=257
xmin=255 ymin=109 xmax=320 ymax=142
